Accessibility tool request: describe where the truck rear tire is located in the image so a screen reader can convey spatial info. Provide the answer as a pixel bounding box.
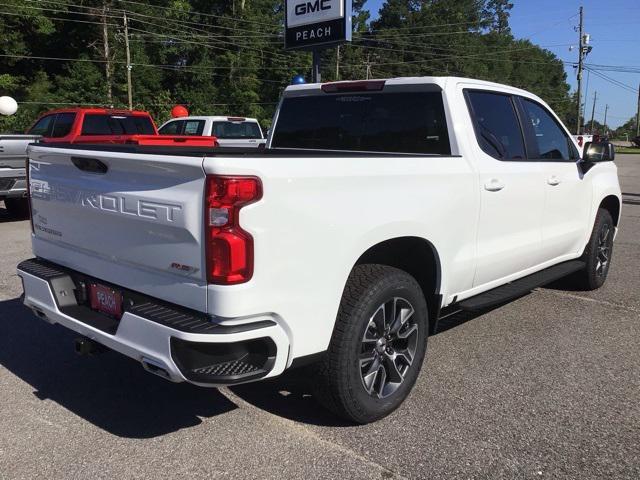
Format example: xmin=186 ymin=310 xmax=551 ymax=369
xmin=575 ymin=208 xmax=614 ymax=290
xmin=314 ymin=264 xmax=429 ymax=424
xmin=4 ymin=198 xmax=29 ymax=218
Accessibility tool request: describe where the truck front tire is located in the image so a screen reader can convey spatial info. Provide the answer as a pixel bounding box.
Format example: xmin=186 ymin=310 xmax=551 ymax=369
xmin=314 ymin=264 xmax=429 ymax=424
xmin=576 ymin=208 xmax=615 ymax=290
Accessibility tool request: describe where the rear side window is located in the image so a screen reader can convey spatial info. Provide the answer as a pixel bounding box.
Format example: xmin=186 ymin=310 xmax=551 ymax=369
xmin=28 ymin=115 xmax=55 ymax=136
xmin=159 ymin=120 xmax=183 ymax=135
xmin=159 ymin=120 xmax=205 ymax=136
xmin=271 ymin=91 xmax=450 ymax=154
xmin=81 ymin=114 xmax=155 ymax=136
xmin=50 ymin=113 xmax=76 ymax=138
xmin=466 ymin=91 xmax=526 ymax=160
xmin=183 ymin=120 xmax=205 ymax=135
xmin=520 ymin=98 xmax=578 ymax=161
xmin=211 ymin=121 xmax=262 ymax=139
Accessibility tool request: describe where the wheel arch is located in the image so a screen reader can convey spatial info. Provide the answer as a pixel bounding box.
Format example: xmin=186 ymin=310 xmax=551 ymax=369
xmin=599 ymin=194 xmax=621 ymax=226
xmin=353 ymin=236 xmax=442 ymax=333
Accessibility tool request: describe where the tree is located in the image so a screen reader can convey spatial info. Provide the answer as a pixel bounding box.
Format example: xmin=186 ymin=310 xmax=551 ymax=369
xmin=611 ymin=117 xmax=638 ymax=140
xmin=0 ymin=0 xmax=575 ymax=132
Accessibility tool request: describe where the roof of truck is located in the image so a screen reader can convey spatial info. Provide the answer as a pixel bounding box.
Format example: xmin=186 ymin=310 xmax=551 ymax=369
xmin=284 ymin=76 xmax=537 ymax=99
xmin=36 ymin=107 xmax=152 ymax=116
xmin=163 ymin=116 xmax=260 ymax=122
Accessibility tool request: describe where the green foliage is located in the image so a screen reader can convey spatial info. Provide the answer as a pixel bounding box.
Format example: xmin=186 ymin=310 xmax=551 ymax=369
xmin=0 ymin=0 xmax=574 ymax=132
xmin=611 ymin=116 xmax=638 ymax=140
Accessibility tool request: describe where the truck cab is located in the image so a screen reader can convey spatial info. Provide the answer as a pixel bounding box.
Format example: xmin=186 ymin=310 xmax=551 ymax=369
xmin=27 ymin=108 xmax=216 ymax=146
xmin=159 ymin=116 xmax=265 ymax=148
xmin=28 ymin=108 xmax=158 ymax=144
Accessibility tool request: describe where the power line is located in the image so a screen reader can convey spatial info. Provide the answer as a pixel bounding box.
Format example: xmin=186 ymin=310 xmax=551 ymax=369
xmin=0 ymin=9 xmax=117 ymax=26
xmin=19 ymin=100 xmax=279 ymax=107
xmin=116 ymin=0 xmax=281 ymax=28
xmin=18 ymin=0 xmax=281 ymax=37
xmin=353 ymin=37 xmax=573 ymax=58
xmin=585 ymin=67 xmax=638 ymax=94
xmin=0 ymin=53 xmax=293 ymax=84
xmin=125 ymin=16 xmax=292 ymax=60
xmin=29 ymin=0 xmax=280 ymax=30
xmin=2 ymin=1 xmax=122 ymax=20
xmin=347 ymin=41 xmax=572 ymax=68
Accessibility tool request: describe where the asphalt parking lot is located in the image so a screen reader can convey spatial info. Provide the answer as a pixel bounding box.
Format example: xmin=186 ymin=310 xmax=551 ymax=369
xmin=0 ymin=156 xmax=638 ymax=480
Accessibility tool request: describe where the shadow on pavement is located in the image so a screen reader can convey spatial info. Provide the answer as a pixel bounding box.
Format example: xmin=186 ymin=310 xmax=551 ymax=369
xmin=0 ymin=286 xmax=564 ymax=431
xmin=0 ymin=297 xmax=237 ymax=439
xmin=0 ymin=202 xmax=29 ymax=223
xmin=230 ymin=303 xmax=508 ymax=427
xmin=0 ymin=294 xmax=499 ymax=431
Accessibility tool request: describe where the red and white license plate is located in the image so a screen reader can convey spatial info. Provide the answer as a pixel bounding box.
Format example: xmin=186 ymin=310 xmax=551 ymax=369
xmin=89 ymin=283 xmax=123 ymax=319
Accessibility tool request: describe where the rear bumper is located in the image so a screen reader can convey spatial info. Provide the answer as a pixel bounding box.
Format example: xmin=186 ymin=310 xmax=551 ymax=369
xmin=17 ymin=258 xmax=290 ymax=386
xmin=0 ymin=168 xmax=27 ymax=198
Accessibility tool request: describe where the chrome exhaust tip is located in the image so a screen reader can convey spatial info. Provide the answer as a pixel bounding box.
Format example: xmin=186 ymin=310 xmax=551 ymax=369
xmin=141 ymin=357 xmax=171 ymax=380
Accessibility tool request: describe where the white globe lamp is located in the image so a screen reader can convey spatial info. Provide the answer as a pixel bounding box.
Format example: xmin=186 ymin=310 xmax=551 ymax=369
xmin=0 ymin=96 xmax=18 ymax=116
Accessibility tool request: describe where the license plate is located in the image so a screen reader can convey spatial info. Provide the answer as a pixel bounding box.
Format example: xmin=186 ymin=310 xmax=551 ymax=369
xmin=89 ymin=283 xmax=123 ymax=319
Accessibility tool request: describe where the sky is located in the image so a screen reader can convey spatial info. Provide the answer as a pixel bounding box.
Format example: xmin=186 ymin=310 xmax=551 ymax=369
xmin=364 ymin=0 xmax=640 ymax=129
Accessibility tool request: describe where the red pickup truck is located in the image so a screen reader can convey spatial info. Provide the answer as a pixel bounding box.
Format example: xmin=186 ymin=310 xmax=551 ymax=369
xmin=27 ymin=108 xmax=216 ymax=146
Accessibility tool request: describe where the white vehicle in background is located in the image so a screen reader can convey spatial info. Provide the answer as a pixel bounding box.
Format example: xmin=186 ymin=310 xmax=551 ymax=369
xmin=159 ymin=116 xmax=266 ymax=148
xmin=573 ymin=134 xmax=598 ymax=156
xmin=0 ymin=134 xmax=40 ymax=216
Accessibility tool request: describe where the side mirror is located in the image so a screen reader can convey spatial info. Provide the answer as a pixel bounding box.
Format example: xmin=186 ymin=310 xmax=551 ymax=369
xmin=583 ymin=141 xmax=615 ymax=163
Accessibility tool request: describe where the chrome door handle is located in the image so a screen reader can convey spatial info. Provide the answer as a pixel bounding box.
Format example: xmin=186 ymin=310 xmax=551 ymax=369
xmin=547 ymin=175 xmax=561 ymax=186
xmin=484 ymin=178 xmax=505 ymax=192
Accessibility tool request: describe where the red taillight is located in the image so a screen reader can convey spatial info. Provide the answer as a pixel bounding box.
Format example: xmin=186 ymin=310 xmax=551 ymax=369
xmin=321 ymin=80 xmax=386 ymax=93
xmin=205 ymin=175 xmax=262 ymax=285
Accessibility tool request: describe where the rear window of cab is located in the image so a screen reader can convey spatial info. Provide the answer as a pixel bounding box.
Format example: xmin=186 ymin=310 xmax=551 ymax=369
xmin=271 ymin=91 xmax=451 ymax=155
xmin=81 ymin=114 xmax=155 ymax=136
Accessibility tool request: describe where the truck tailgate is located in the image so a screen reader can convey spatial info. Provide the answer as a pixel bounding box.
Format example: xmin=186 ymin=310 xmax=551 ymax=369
xmin=27 ymin=145 xmax=208 ymax=311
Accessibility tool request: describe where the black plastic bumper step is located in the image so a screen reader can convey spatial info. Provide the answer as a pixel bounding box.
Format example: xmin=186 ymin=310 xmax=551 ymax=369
xmin=18 ymin=257 xmax=275 ymax=335
xmin=17 ymin=258 xmax=68 ymax=281
xmin=192 ymin=357 xmax=260 ymax=377
xmin=458 ymin=260 xmax=585 ymax=311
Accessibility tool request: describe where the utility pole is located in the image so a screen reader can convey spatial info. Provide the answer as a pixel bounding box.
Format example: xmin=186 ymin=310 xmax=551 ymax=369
xmin=636 ymin=82 xmax=640 ymax=137
xmin=335 ymin=45 xmax=340 ymax=81
xmin=100 ymin=3 xmax=113 ymax=104
xmin=590 ymin=91 xmax=597 ymax=133
xmin=123 ymin=13 xmax=133 ymax=110
xmin=364 ymin=54 xmax=372 ymax=80
xmin=312 ymin=50 xmax=321 ymax=83
xmin=604 ymin=104 xmax=609 ymax=135
xmin=575 ymin=6 xmax=584 ymax=135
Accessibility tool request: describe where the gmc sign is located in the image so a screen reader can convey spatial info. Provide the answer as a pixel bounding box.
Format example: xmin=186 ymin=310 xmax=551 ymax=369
xmin=295 ymin=0 xmax=332 ymax=16
xmin=285 ymin=0 xmax=352 ymax=50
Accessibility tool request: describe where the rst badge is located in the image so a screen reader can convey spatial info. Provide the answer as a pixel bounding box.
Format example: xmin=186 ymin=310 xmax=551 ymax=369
xmin=285 ymin=0 xmax=352 ymax=50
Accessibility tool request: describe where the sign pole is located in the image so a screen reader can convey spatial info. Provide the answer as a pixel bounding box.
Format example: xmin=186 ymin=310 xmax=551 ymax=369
xmin=312 ymin=49 xmax=322 ymax=83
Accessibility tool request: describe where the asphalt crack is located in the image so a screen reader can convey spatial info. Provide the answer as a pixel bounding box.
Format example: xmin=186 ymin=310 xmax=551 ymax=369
xmin=536 ymin=288 xmax=640 ymax=314
xmin=220 ymin=387 xmax=410 ymax=480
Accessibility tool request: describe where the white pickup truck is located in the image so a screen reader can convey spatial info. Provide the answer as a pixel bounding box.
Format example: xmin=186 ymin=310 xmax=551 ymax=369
xmin=18 ymin=77 xmax=621 ymax=423
xmin=158 ymin=115 xmax=266 ymax=148
xmin=0 ymin=134 xmax=40 ymax=215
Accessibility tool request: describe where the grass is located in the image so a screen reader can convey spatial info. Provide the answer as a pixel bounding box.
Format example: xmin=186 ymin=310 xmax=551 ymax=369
xmin=616 ymin=147 xmax=640 ymax=154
